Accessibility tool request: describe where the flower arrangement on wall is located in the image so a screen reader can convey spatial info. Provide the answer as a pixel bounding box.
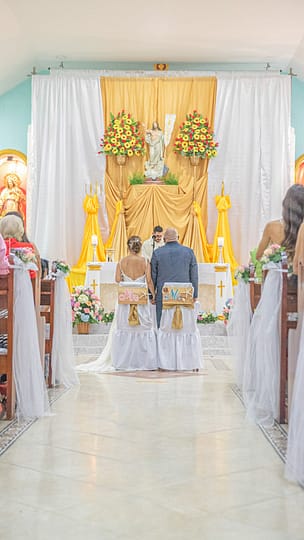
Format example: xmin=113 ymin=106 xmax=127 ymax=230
xmin=99 ymin=111 xmax=145 ymax=157
xmin=174 ymin=110 xmax=218 ymax=158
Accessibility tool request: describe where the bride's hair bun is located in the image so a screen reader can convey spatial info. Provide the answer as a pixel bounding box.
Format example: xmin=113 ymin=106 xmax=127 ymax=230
xmin=127 ymin=235 xmax=142 ymax=254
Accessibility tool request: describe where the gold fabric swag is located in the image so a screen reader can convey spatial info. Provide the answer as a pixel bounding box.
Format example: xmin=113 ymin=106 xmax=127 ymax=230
xmin=100 ymin=77 xmax=217 ymax=261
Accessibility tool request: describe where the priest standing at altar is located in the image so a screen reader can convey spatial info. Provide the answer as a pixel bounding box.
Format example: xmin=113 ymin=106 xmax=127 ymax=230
xmin=142 ymin=225 xmax=164 ymax=261
xmin=151 ymin=228 xmax=198 ymax=327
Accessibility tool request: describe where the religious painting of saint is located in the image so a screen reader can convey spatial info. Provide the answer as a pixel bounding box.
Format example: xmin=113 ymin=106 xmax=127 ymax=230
xmin=0 ymin=150 xmax=27 ymax=222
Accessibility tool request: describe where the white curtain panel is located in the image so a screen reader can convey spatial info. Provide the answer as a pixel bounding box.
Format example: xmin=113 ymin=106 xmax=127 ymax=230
xmin=30 ymin=71 xmax=107 ymax=263
xmin=208 ymin=74 xmax=292 ymax=264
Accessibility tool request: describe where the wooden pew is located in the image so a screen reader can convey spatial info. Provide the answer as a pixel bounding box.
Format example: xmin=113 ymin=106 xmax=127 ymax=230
xmin=0 ymin=270 xmax=15 ymax=419
xmin=40 ymin=279 xmax=55 ymax=387
xmin=249 ymin=257 xmax=297 ymax=424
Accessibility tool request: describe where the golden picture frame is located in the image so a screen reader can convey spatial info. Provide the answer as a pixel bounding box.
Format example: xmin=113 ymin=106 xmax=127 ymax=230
xmin=295 ymin=153 xmax=304 ymax=185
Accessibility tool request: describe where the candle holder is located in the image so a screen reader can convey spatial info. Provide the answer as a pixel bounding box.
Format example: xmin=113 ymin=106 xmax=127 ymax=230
xmin=217 ymin=246 xmax=224 ymax=264
xmin=105 ymin=248 xmax=115 ymax=262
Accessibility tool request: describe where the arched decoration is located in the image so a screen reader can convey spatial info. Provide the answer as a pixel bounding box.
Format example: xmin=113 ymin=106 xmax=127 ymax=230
xmin=295 ymin=154 xmax=304 ymax=185
xmin=0 ymin=149 xmax=27 ymax=222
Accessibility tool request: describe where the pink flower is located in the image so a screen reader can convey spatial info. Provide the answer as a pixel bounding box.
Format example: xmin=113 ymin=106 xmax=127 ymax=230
xmin=84 ymin=308 xmax=90 ymax=313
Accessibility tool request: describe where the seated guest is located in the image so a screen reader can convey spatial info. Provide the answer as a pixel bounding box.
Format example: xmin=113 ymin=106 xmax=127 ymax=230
xmin=256 ymin=185 xmax=304 ymax=261
xmin=0 ymin=234 xmax=9 ymax=275
xmin=141 ymin=225 xmax=164 ymax=262
xmin=0 ymin=215 xmax=38 ymax=277
xmin=3 ymin=211 xmax=42 ymax=275
xmin=243 ymin=184 xmax=304 ymax=427
xmin=256 ymin=219 xmax=284 ymax=259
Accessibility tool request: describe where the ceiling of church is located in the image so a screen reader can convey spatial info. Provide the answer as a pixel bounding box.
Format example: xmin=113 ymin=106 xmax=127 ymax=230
xmin=1 ymin=0 xmax=304 ymax=94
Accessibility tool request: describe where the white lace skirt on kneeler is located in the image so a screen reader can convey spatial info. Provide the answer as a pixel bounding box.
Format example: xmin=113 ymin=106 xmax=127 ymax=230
xmin=112 ymin=303 xmax=158 ymax=371
xmin=158 ymin=306 xmax=203 ymax=371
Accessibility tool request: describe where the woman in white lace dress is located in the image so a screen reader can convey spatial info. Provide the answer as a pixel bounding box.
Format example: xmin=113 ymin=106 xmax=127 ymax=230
xmin=77 ymin=236 xmax=158 ymax=372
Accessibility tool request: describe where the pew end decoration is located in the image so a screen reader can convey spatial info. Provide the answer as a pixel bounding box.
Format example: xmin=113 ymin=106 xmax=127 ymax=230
xmin=99 ymin=111 xmax=145 ymax=158
xmin=260 ymin=244 xmax=286 ymax=266
xmin=71 ymin=286 xmax=104 ymax=333
xmin=234 ymin=265 xmax=250 ymax=283
xmin=173 ymin=110 xmax=218 ymax=160
xmin=52 ymin=260 xmax=70 ymax=276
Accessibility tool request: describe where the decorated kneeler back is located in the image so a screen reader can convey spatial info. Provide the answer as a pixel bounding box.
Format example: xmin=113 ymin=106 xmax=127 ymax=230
xmin=118 ymin=283 xmax=148 ymax=326
xmin=162 ymin=283 xmax=194 ymax=329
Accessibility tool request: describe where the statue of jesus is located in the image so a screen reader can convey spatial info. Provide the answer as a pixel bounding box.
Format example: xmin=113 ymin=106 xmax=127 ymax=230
xmin=144 ymin=121 xmax=165 ymax=180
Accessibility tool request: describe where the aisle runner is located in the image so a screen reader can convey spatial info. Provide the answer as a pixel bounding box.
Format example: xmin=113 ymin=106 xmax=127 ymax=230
xmin=0 ymin=386 xmax=69 ymax=457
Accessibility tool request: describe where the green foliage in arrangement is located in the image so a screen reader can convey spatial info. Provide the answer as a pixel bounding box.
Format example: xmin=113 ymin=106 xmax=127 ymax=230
xmin=163 ymin=172 xmax=179 ymax=185
xmin=129 ymin=172 xmax=145 ymax=185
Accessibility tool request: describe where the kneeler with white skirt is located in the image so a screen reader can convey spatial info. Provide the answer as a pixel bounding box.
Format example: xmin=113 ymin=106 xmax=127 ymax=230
xmin=158 ymin=283 xmax=203 ymax=371
xmin=112 ymin=282 xmax=158 ymax=371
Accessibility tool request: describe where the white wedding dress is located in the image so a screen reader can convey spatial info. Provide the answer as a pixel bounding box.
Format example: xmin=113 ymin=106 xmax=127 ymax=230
xmin=77 ymin=272 xmax=158 ymax=372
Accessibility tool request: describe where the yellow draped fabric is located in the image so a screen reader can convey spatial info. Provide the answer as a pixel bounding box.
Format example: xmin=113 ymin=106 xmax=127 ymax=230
xmin=183 ymin=201 xmax=210 ymax=262
xmin=212 ymin=184 xmax=239 ymax=281
xmin=67 ymin=194 xmax=106 ymax=290
xmin=100 ymin=77 xmax=216 ymax=259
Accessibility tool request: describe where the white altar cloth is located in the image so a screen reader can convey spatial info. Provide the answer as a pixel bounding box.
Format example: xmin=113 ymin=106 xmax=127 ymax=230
xmin=96 ymin=262 xmax=233 ymax=314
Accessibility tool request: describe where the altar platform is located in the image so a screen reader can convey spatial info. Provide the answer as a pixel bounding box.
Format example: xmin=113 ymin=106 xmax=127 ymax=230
xmin=85 ymin=262 xmax=233 ymax=314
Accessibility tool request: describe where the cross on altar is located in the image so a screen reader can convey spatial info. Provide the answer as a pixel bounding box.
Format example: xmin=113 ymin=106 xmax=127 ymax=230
xmin=85 ymin=261 xmax=103 ymax=299
xmin=90 ymin=279 xmax=98 ymax=293
xmin=217 ymin=280 xmax=225 ymax=297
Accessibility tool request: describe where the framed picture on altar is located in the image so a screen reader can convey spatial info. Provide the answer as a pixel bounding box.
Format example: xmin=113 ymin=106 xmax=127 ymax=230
xmin=295 ymin=154 xmax=304 ymax=185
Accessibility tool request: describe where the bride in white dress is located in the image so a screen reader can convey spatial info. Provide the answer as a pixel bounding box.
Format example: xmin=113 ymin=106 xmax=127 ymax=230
xmin=77 ymin=236 xmax=158 ymax=372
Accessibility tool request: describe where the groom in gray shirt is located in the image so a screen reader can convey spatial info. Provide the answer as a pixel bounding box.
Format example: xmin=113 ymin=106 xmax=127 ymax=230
xmin=151 ymin=227 xmax=198 ymax=327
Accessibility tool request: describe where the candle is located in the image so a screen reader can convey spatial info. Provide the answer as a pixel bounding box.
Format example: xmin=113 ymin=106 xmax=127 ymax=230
xmin=217 ymin=237 xmax=224 ymax=248
xmin=91 ymin=234 xmax=98 ymax=246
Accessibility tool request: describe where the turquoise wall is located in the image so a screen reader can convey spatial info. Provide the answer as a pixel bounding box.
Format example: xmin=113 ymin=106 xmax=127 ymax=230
xmin=0 ymin=78 xmax=31 ymax=155
xmin=292 ymin=77 xmax=304 ymax=159
xmin=1 ymin=68 xmax=304 ymax=159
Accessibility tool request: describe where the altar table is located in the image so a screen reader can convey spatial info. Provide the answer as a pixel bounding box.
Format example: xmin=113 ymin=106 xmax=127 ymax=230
xmin=85 ymin=262 xmax=233 ymax=314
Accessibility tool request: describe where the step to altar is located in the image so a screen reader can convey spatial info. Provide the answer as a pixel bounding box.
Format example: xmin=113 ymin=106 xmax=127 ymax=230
xmin=73 ymin=321 xmax=231 ymax=358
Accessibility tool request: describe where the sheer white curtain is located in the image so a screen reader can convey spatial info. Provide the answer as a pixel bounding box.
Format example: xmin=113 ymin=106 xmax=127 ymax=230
xmin=29 ymin=71 xmax=107 ymax=263
xmin=208 ymin=74 xmax=292 ymax=264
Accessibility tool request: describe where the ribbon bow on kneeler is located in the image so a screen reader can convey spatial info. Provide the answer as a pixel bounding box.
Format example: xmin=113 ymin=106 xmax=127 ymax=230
xmin=162 ymin=283 xmax=194 ymax=329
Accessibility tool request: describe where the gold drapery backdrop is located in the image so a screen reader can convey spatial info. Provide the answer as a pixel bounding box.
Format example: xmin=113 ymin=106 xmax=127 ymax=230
xmin=67 ymin=194 xmax=106 ymax=290
xmin=100 ymin=77 xmax=217 ymax=260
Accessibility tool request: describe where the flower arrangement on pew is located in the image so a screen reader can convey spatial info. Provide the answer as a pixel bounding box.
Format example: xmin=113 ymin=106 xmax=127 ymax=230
xmin=234 ymin=265 xmax=250 ymax=283
xmin=221 ymin=298 xmax=233 ymax=325
xmin=99 ymin=111 xmax=145 ymax=157
xmin=51 ymin=260 xmax=70 ymax=277
xmin=260 ymin=244 xmax=286 ymax=266
xmin=11 ymin=247 xmax=37 ymax=265
xmin=174 ymin=110 xmax=218 ymax=159
xmin=71 ymin=286 xmax=104 ymax=327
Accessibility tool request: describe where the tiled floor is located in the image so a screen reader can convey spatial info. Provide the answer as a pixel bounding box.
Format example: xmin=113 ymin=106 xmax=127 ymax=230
xmin=0 ymin=353 xmax=303 ymax=539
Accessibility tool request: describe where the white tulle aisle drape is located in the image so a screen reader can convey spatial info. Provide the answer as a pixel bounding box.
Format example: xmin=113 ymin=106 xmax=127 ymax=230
xmin=29 ymin=71 xmax=108 ymax=263
xmin=12 ymin=259 xmax=50 ymax=419
xmin=51 ymin=272 xmax=79 ymax=387
xmin=285 ymin=277 xmax=304 ymax=486
xmin=227 ymin=280 xmax=252 ymax=388
xmin=242 ymin=264 xmax=283 ymax=427
xmin=208 ymin=74 xmax=291 ymax=264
